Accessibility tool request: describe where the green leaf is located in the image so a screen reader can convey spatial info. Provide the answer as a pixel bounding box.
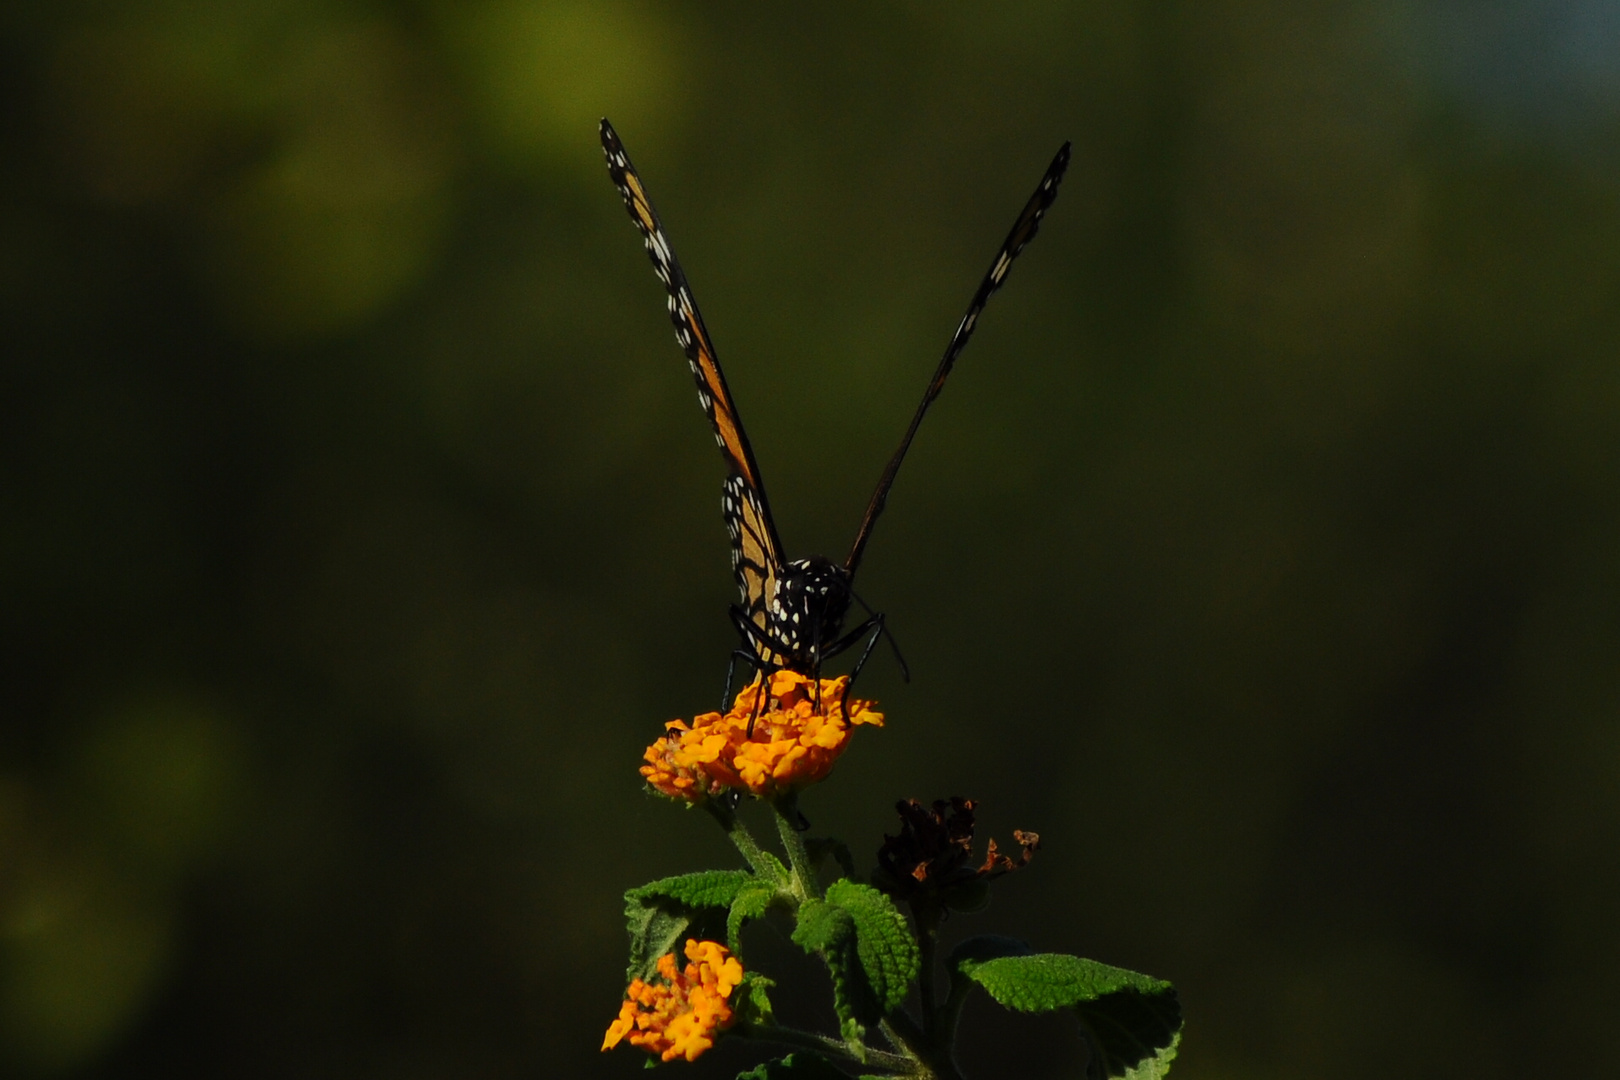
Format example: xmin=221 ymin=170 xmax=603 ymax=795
xmin=805 ymin=836 xmax=857 ymax=880
xmin=790 ymin=898 xmax=869 ymax=1038
xmin=728 ymin=881 xmax=777 ymax=952
xmin=624 ymin=900 xmax=691 ymax=983
xmin=955 ymin=952 xmax=1181 ymax=1079
xmin=790 ymin=898 xmax=855 ymax=954
xmin=947 ymin=934 xmax=1033 ymax=968
xmin=736 ymin=971 xmax=777 ymax=1026
xmin=623 ymin=870 xmax=754 ymax=980
xmin=757 ymin=850 xmax=791 ymax=884
xmin=1114 ymin=1031 xmax=1179 ymax=1080
xmin=627 ymin=870 xmax=755 ymax=910
xmin=734 ymin=1052 xmax=849 ymax=1079
xmin=1075 ymin=983 xmax=1180 ymax=1080
xmin=956 ymin=951 xmax=1170 ymax=1012
xmin=824 ymin=880 xmax=919 ymax=1016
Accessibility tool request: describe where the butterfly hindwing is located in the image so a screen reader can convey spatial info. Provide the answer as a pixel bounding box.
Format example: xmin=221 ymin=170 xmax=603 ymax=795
xmin=723 ymin=474 xmax=784 ymax=666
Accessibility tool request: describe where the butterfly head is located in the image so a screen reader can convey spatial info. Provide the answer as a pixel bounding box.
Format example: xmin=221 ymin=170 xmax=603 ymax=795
xmin=771 ymin=557 xmax=853 ymax=665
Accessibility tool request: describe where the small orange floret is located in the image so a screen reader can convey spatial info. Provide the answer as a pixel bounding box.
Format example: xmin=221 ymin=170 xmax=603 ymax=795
xmin=640 ymin=671 xmax=883 ymax=802
xmin=601 ymin=939 xmax=746 ymax=1062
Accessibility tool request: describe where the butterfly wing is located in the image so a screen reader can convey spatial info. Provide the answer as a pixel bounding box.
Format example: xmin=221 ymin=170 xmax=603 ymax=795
xmin=723 ymin=474 xmax=787 ymax=666
xmin=600 ymin=119 xmax=785 ymax=640
xmin=844 ymin=141 xmax=1072 ymax=576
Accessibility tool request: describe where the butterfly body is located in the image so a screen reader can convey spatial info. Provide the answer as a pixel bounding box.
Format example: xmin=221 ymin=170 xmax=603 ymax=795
xmin=722 ymin=471 xmax=858 ymax=680
xmin=602 ymin=119 xmax=1069 ymax=708
xmin=764 ymin=556 xmax=853 ymax=667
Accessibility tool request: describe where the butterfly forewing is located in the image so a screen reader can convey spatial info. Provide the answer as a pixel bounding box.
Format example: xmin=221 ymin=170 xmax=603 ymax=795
xmin=843 ymin=141 xmax=1071 ymax=576
xmin=601 ymin=119 xmax=789 ymax=662
xmin=600 ymin=120 xmax=777 ymax=505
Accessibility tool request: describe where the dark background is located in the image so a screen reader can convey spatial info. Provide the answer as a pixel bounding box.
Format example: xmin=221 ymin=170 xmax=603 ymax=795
xmin=4 ymin=2 xmax=1620 ymax=1078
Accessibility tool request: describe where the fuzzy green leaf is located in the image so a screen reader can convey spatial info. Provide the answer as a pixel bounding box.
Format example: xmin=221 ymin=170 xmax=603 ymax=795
xmin=736 ymin=971 xmax=777 ymax=1027
xmin=790 ymin=898 xmax=855 ymax=954
xmin=728 ymin=881 xmax=777 ymax=952
xmin=947 ymin=934 xmax=1033 ymax=968
xmin=623 ymin=901 xmax=691 ymax=984
xmin=956 ymin=951 xmax=1170 ymax=1012
xmin=1076 ymin=982 xmax=1181 ymax=1080
xmin=734 ymin=1052 xmax=849 ymax=1080
xmin=956 ymin=952 xmax=1181 ymax=1079
xmin=623 ymin=870 xmax=753 ymax=980
xmin=756 ymin=850 xmax=792 ymax=885
xmin=1113 ymin=1031 xmax=1179 ymax=1080
xmin=805 ymin=837 xmax=857 ymax=880
xmin=791 ymin=898 xmax=870 ymax=1037
xmin=628 ymin=870 xmax=755 ymax=909
xmin=825 ymin=879 xmax=919 ymax=1016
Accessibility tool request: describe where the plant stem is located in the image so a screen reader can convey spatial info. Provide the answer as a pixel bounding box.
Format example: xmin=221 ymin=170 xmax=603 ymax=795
xmin=704 ymin=797 xmax=783 ymax=885
xmin=881 ymin=1013 xmax=962 ymax=1080
xmin=936 ymin=971 xmax=974 ymax=1052
xmin=742 ymin=1023 xmax=917 ymax=1076
xmin=773 ymin=794 xmax=820 ymax=901
xmin=918 ymin=927 xmax=938 ymax=1031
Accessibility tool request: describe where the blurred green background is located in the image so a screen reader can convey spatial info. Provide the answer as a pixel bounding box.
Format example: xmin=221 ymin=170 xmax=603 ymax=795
xmin=4 ymin=1 xmax=1620 ymax=1077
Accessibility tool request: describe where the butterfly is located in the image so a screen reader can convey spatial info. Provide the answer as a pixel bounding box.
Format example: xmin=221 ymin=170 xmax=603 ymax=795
xmin=601 ymin=118 xmax=1070 ymax=715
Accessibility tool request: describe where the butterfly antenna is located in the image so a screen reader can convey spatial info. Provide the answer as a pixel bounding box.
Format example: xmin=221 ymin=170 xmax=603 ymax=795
xmin=844 ymin=141 xmax=1071 ymax=578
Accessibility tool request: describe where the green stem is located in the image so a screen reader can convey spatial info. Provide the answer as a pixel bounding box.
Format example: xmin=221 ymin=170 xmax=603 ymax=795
xmin=741 ymin=1023 xmax=918 ymax=1076
xmin=703 ymin=797 xmax=783 ymax=886
xmin=910 ymin=902 xmax=946 ymax=1039
xmin=936 ymin=971 xmax=974 ymax=1053
xmin=918 ymin=928 xmax=938 ymax=1032
xmin=880 ymin=1013 xmax=961 ymax=1080
xmin=772 ymin=794 xmax=820 ymax=900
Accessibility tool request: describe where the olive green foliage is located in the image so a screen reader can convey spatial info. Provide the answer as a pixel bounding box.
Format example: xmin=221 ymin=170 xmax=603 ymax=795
xmin=735 ymin=1053 xmax=851 ymax=1080
xmin=952 ymin=945 xmax=1180 ymax=1077
xmin=2 ymin=1 xmax=1619 ymax=1078
xmin=623 ymin=871 xmax=755 ymax=980
xmin=614 ymin=796 xmax=1175 ymax=1078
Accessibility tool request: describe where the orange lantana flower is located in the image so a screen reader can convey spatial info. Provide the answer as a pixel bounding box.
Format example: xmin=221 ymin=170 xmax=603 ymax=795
xmin=640 ymin=671 xmax=883 ymax=802
xmin=602 ymin=939 xmax=745 ymax=1062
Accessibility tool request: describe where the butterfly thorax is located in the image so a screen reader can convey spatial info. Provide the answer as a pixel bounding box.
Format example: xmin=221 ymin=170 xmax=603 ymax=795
xmin=769 ymin=557 xmax=853 ymax=667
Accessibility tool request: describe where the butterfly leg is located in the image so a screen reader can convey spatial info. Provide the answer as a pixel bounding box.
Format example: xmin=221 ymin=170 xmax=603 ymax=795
xmin=746 ymin=670 xmax=773 ymax=737
xmin=721 ymin=648 xmax=761 ymax=713
xmin=847 ymin=618 xmax=888 ymax=689
xmin=819 ymin=613 xmax=881 ymax=721
xmin=825 ymin=593 xmax=911 ymax=721
xmin=847 ymin=589 xmax=910 ymax=683
xmin=809 ymin=620 xmax=825 ymax=714
xmin=732 ymin=608 xmax=800 ymax=735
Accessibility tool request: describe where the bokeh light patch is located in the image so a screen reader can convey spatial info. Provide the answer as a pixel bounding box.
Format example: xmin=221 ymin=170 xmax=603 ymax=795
xmin=438 ymin=0 xmax=684 ymax=175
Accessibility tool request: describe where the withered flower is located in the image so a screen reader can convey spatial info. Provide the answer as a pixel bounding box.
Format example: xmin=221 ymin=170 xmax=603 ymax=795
xmin=874 ymin=797 xmax=1038 ymax=922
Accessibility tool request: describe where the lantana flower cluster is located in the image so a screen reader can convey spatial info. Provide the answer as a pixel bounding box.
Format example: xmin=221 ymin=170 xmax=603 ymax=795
xmin=601 ymin=939 xmax=744 ymax=1063
xmin=640 ymin=670 xmax=883 ymax=802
